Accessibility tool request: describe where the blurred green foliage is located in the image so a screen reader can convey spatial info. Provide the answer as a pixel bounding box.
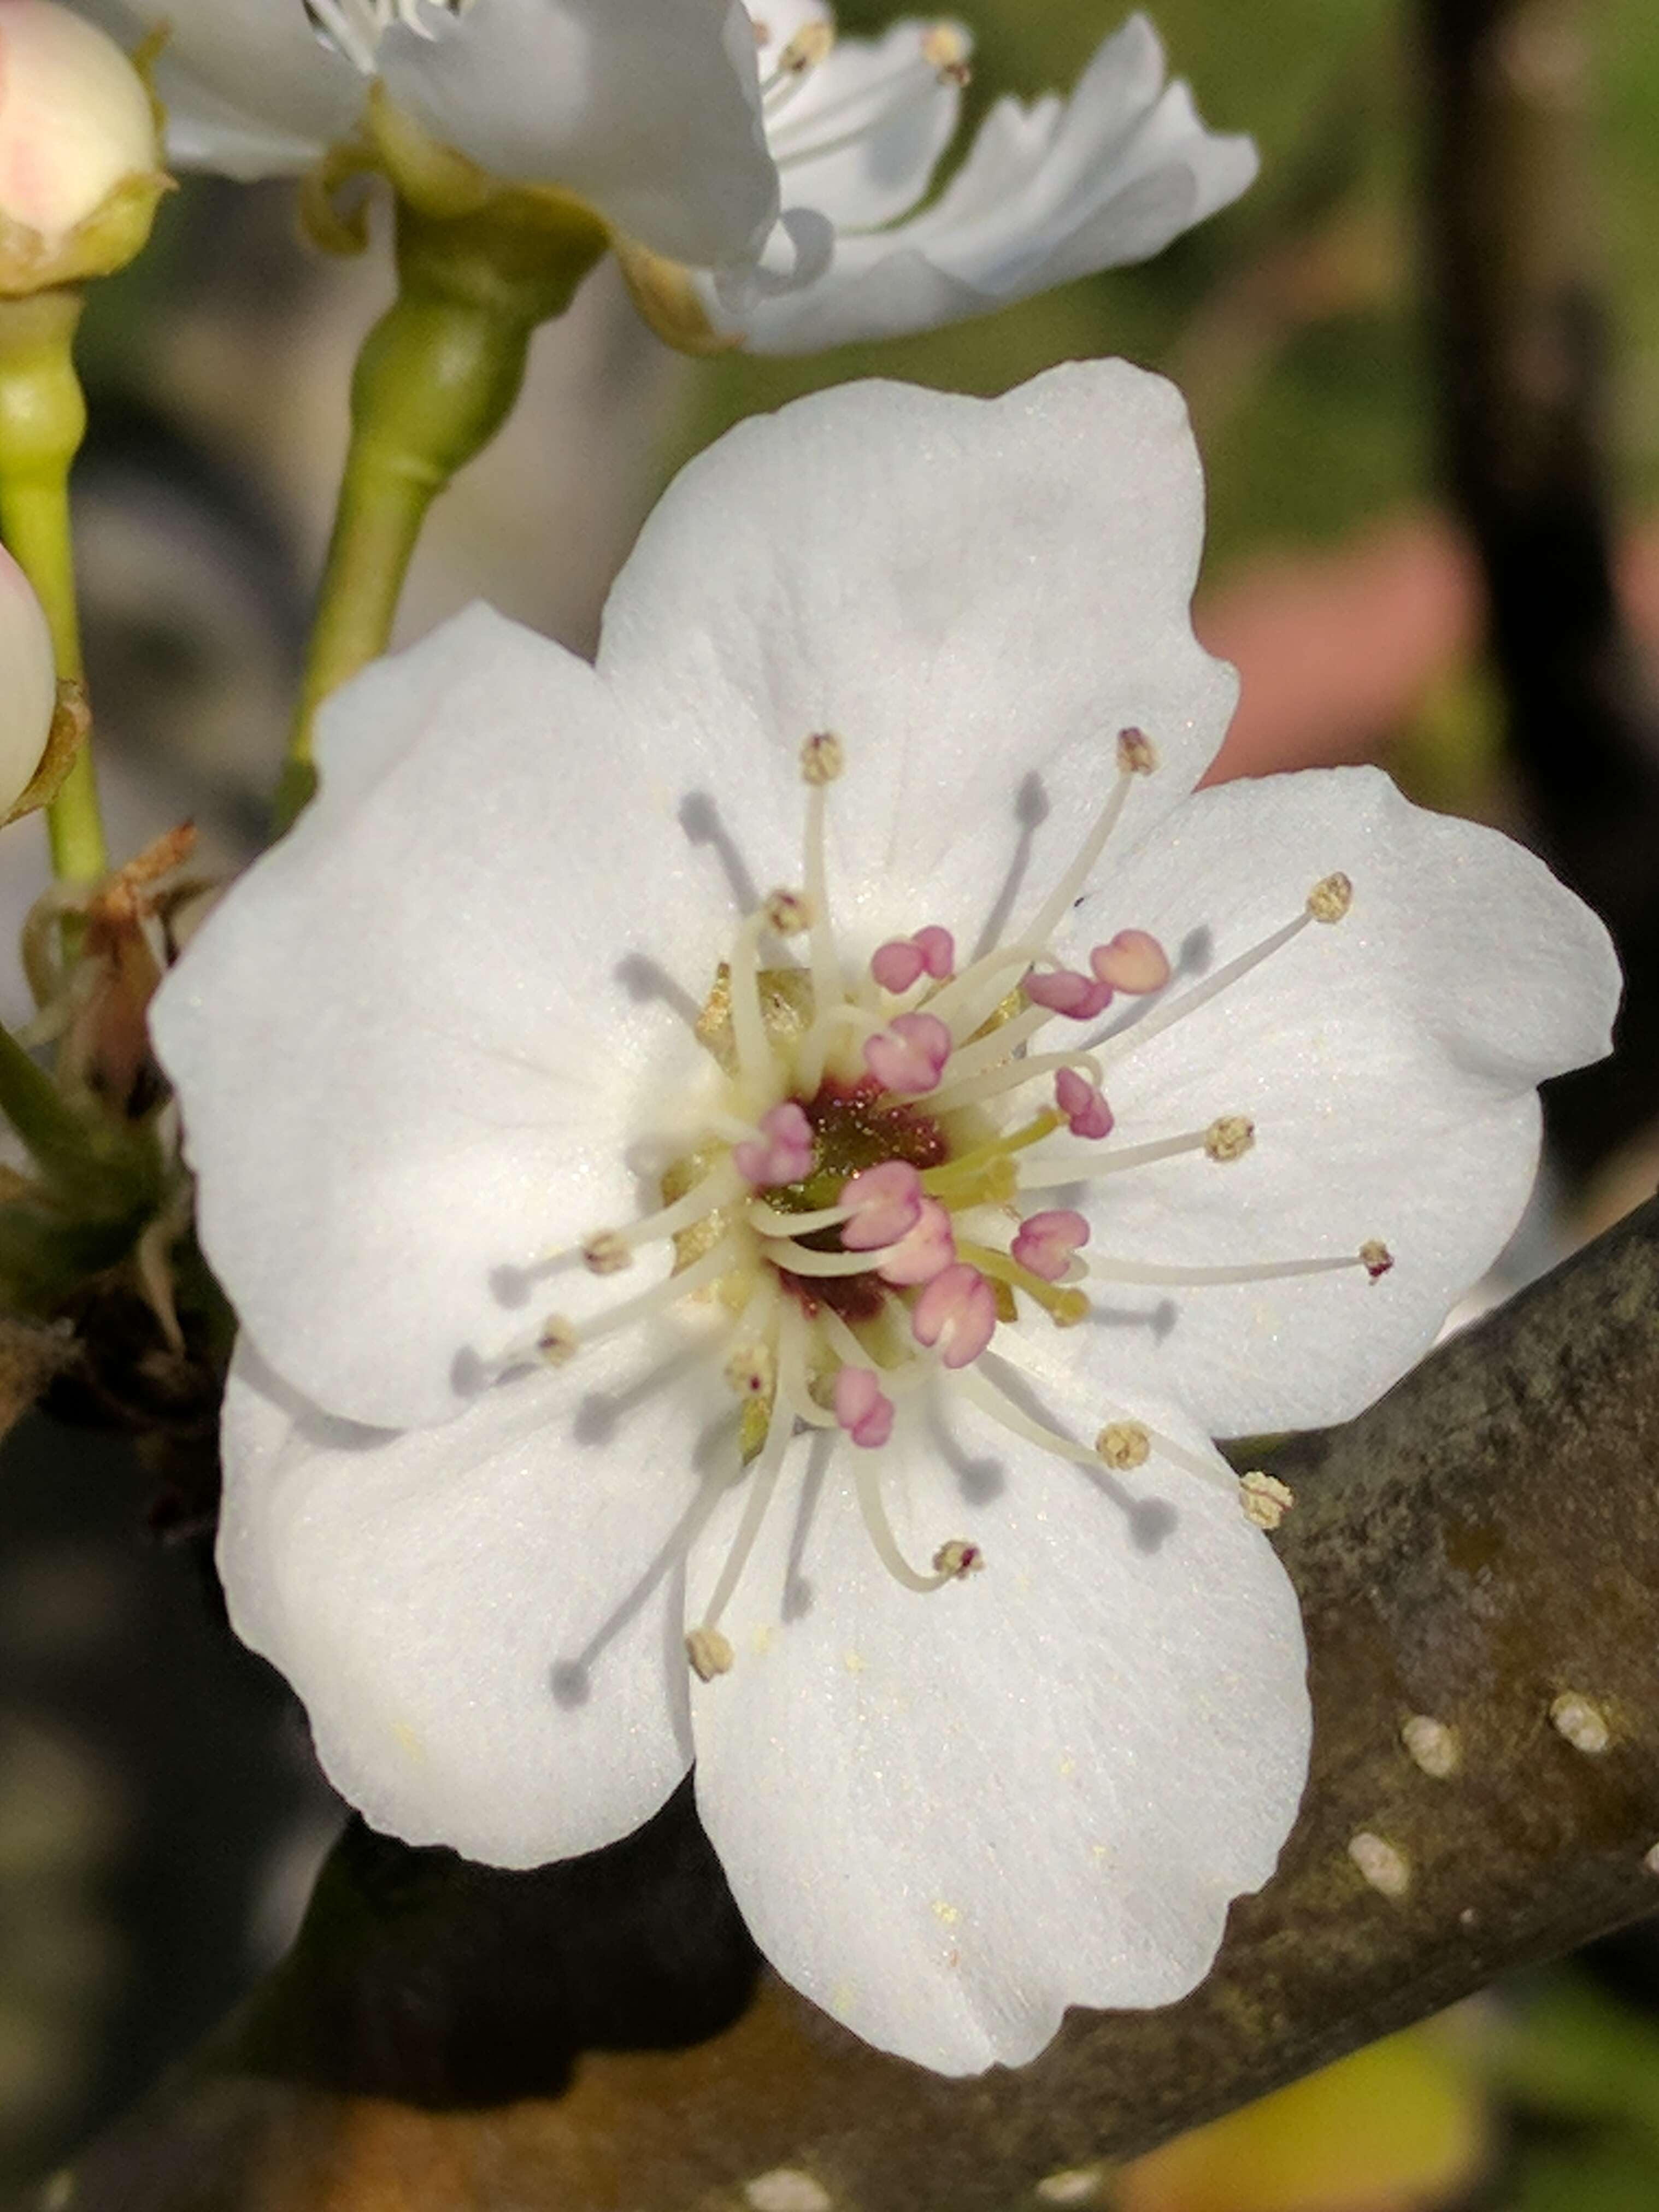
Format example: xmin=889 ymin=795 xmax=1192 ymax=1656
xmin=678 ymin=0 xmax=1659 ymax=580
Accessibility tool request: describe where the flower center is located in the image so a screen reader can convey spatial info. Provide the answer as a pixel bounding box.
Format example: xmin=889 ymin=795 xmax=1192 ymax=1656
xmin=487 ymin=728 xmax=1389 ymax=1684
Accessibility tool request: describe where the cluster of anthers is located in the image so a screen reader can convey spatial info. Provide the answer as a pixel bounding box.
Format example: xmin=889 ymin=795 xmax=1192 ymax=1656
xmin=496 ymin=731 xmax=1388 ymax=1685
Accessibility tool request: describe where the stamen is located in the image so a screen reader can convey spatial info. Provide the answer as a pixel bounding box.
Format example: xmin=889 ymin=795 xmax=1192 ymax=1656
xmin=574 ymin=1160 xmax=745 ymax=1275
xmin=771 ymin=43 xmax=966 ymax=169
xmin=950 ymin=1364 xmax=1107 ymax=1470
xmin=834 ymin=1364 xmax=895 ymax=1449
xmin=872 ymin=1196 xmax=955 ymax=1286
xmin=564 ymin=1230 xmax=743 ymax=1351
xmin=910 ymin=1263 xmax=997 ymax=1368
xmin=869 ymin=926 xmax=954 ymax=996
xmin=1240 ymin=1470 xmax=1295 ymax=1529
xmin=686 ymin=1626 xmax=734 ymax=1681
xmin=864 ymin=1011 xmax=952 ymax=1096
xmin=538 ymin=1315 xmax=578 ymax=1366
xmin=1103 ymin=875 xmax=1352 ymax=1062
xmin=1019 ymin=1117 xmax=1254 ymax=1190
xmin=1017 ymin=730 xmax=1150 ymax=955
xmin=1095 ymin=1421 xmax=1150 ymax=1470
xmin=1055 ymin=1067 xmax=1113 ymax=1139
xmin=800 ymin=731 xmax=844 ymax=785
xmin=926 ymin=1045 xmax=1100 ymax=1119
xmin=921 ymin=1110 xmax=1062 ymax=1200
xmin=763 ymin=887 xmax=812 ymax=936
xmin=959 ymin=1241 xmax=1090 ymax=1327
xmin=583 ymin=1231 xmax=632 ymax=1276
xmin=913 ymin=925 xmax=955 ymax=978
xmin=838 ymin=1160 xmax=924 ymax=1250
xmin=1089 ymin=929 xmax=1170 ymax=996
xmin=762 ymin=18 xmax=833 ymax=92
xmin=1010 ymin=1210 xmax=1090 ymax=1282
xmin=733 ymin=1102 xmax=814 ymax=1188
xmin=799 ymin=734 xmax=845 ymax=1031
xmin=1117 ymin=727 xmax=1157 ymax=775
xmin=1024 ymin=968 xmax=1114 ymax=1020
xmin=1085 ymin=1243 xmax=1393 ymax=1289
xmin=920 ymin=22 xmax=972 ymax=79
xmin=932 ymin=1539 xmax=983 ymax=1579
xmin=852 ymin=1450 xmax=978 ymax=1594
xmin=690 ymin=1310 xmax=802 ymax=1656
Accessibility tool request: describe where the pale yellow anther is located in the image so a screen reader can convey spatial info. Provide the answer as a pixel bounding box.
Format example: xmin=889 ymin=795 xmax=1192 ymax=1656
xmin=801 ymin=731 xmax=844 ymax=786
xmin=1550 ymin=1690 xmax=1610 ymax=1754
xmin=932 ymin=1539 xmax=984 ymax=1579
xmin=1360 ymin=1239 xmax=1394 ymax=1280
xmin=920 ymin=22 xmax=971 ymax=80
xmin=1116 ymin=726 xmax=1157 ymax=775
xmin=686 ymin=1626 xmax=735 ymax=1682
xmin=779 ymin=21 xmax=834 ymax=71
xmin=1204 ymin=1114 xmax=1255 ymax=1163
xmin=1048 ymin=1288 xmax=1090 ymax=1328
xmin=582 ymin=1229 xmax=632 ymax=1276
xmin=537 ymin=1315 xmax=578 ymax=1365
xmin=724 ymin=1340 xmax=777 ymax=1401
xmin=1239 ymin=1469 xmax=1294 ymax=1530
xmin=763 ymin=887 xmax=813 ymax=936
xmin=1307 ymin=871 xmax=1353 ymax=923
xmin=1401 ymin=1713 xmax=1460 ymax=1778
xmin=1096 ymin=1421 xmax=1150 ymax=1470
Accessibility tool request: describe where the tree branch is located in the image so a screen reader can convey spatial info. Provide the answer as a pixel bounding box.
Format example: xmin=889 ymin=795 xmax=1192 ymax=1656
xmin=42 ymin=1193 xmax=1659 ymax=2211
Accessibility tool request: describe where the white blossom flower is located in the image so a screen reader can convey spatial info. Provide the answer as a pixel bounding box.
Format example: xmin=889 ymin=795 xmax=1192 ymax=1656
xmin=70 ymin=0 xmax=779 ymax=270
xmin=0 ymin=0 xmax=160 ymax=244
xmin=704 ymin=5 xmax=1257 ymax=351
xmin=151 ymin=362 xmax=1618 ymax=2074
xmin=74 ymin=0 xmax=1251 ymax=352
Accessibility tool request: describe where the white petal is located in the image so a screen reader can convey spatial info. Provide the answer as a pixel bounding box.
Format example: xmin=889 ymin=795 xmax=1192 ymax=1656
xmin=600 ymin=363 xmax=1235 ymax=955
xmin=764 ymin=20 xmax=966 ymax=233
xmin=80 ymin=0 xmax=363 ymax=165
xmin=727 ymin=15 xmax=1256 ymax=352
xmin=689 ymin=1368 xmax=1308 ymax=2073
xmin=378 ymin=0 xmax=779 ymax=268
xmin=221 ymin=1338 xmax=699 ymax=1866
xmin=151 ymin=605 xmax=722 ymax=1431
xmin=1044 ymin=766 xmax=1620 ymax=1434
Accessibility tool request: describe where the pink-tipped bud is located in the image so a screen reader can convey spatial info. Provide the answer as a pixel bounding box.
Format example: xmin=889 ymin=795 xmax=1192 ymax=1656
xmin=1090 ymin=928 xmax=1170 ymax=996
xmin=0 ymin=542 xmax=54 ymax=814
xmin=863 ymin=1010 xmax=951 ymax=1096
xmin=876 ymin=1196 xmax=955 ymax=1286
xmin=838 ymin=1159 xmax=922 ymax=1251
xmin=733 ymin=1101 xmax=814 ymax=1188
xmin=1055 ymin=1067 xmax=1113 ymax=1141
xmin=0 ymin=2 xmax=160 ymax=245
xmin=1011 ymin=1209 xmax=1090 ymax=1283
xmin=1024 ymin=967 xmax=1113 ymax=1020
xmin=870 ymin=938 xmax=926 ymax=993
xmin=910 ymin=1263 xmax=997 ymax=1369
xmin=911 ymin=925 xmax=954 ymax=979
xmin=833 ymin=1364 xmax=895 ymax=1449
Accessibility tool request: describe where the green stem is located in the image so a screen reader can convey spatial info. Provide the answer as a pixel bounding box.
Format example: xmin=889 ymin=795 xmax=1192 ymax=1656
xmin=0 ymin=290 xmax=104 ymax=884
xmin=279 ymin=199 xmax=605 ymax=828
xmin=0 ymin=1015 xmax=153 ymax=1218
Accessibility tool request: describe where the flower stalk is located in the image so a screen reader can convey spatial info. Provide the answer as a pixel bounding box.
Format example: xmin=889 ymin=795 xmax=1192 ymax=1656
xmin=279 ymin=193 xmax=606 ymax=826
xmin=0 ymin=287 xmax=103 ymax=883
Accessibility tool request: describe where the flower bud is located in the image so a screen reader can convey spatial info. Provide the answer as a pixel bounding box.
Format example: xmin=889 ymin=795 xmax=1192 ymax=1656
xmin=0 ymin=0 xmax=167 ymax=291
xmin=0 ymin=539 xmax=55 ymax=813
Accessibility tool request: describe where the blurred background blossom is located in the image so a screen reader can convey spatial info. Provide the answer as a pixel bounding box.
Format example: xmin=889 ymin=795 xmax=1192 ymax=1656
xmin=4 ymin=0 xmax=1659 ymax=2197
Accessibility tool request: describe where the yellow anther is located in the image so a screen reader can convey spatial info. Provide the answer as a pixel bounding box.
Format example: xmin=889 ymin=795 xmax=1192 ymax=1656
xmin=582 ymin=1229 xmax=632 ymax=1276
xmin=1048 ymin=1287 xmax=1090 ymax=1327
xmin=1096 ymin=1421 xmax=1150 ymax=1470
xmin=932 ymin=1539 xmax=984 ymax=1580
xmin=763 ymin=887 xmax=812 ymax=936
xmin=779 ymin=20 xmax=834 ymax=70
xmin=1116 ymin=726 xmax=1157 ymax=775
xmin=800 ymin=731 xmax=844 ymax=786
xmin=686 ymin=1626 xmax=734 ymax=1682
xmin=1239 ymin=1469 xmax=1294 ymax=1529
xmin=537 ymin=1315 xmax=578 ymax=1365
xmin=1307 ymin=872 xmax=1352 ymax=923
xmin=920 ymin=22 xmax=970 ymax=79
xmin=724 ymin=1340 xmax=776 ymax=1400
xmin=1204 ymin=1114 xmax=1255 ymax=1163
xmin=957 ymin=1242 xmax=1087 ymax=1326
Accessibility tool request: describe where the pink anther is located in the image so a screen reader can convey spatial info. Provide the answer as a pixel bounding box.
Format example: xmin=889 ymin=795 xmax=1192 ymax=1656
xmin=733 ymin=1101 xmax=814 ymax=1187
xmin=1090 ymin=928 xmax=1170 ymax=996
xmin=1025 ymin=967 xmax=1113 ymax=1020
xmin=876 ymin=1196 xmax=956 ymax=1286
xmin=1055 ymin=1067 xmax=1113 ymax=1141
xmin=1011 ymin=1209 xmax=1091 ymax=1282
xmin=839 ymin=1160 xmax=923 ymax=1250
xmin=911 ymin=1263 xmax=998 ymax=1369
xmin=863 ymin=1011 xmax=952 ymax=1096
xmin=912 ymin=925 xmax=955 ymax=979
xmin=870 ymin=938 xmax=926 ymax=992
xmin=833 ymin=1364 xmax=895 ymax=1450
